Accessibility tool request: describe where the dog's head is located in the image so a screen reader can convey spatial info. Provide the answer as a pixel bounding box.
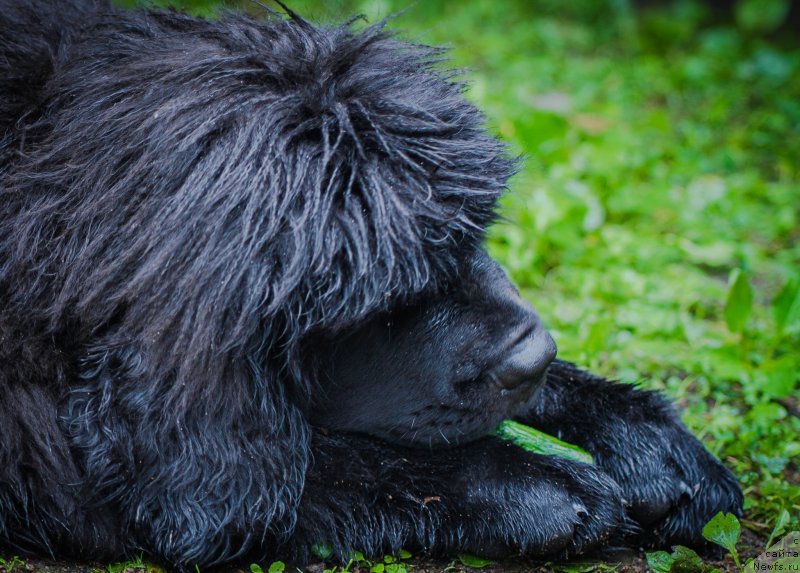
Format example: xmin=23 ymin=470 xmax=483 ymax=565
xmin=311 ymin=248 xmax=556 ymax=447
xmin=3 ymin=7 xmax=555 ymax=442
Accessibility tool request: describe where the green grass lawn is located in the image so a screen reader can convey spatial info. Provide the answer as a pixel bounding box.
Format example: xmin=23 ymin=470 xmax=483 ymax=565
xmin=4 ymin=1 xmax=797 ymax=572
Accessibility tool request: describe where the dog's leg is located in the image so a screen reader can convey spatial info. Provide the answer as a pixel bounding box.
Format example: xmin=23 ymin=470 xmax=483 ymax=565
xmin=282 ymin=431 xmax=627 ymax=562
xmin=0 ymin=329 xmax=121 ymax=559
xmin=520 ymin=360 xmax=743 ymax=548
xmin=63 ymin=342 xmax=310 ymax=569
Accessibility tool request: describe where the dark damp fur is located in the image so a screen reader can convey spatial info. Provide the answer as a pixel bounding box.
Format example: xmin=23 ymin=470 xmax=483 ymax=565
xmin=0 ymin=1 xmax=742 ymax=570
xmin=0 ymin=1 xmax=511 ymax=381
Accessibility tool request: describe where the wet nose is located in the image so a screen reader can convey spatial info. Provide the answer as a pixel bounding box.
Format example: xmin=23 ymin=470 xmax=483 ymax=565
xmin=488 ymin=327 xmax=557 ymax=390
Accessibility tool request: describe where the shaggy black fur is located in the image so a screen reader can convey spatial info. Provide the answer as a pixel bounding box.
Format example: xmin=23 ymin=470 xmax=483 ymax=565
xmin=0 ymin=1 xmax=742 ymax=570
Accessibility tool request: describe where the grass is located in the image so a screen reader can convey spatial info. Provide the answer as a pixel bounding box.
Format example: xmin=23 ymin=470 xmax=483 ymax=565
xmin=8 ymin=0 xmax=798 ymax=571
xmin=0 ymin=556 xmax=23 ymax=572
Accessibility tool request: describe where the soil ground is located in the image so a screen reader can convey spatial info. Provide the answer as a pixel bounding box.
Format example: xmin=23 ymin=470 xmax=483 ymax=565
xmin=0 ymin=528 xmax=766 ymax=573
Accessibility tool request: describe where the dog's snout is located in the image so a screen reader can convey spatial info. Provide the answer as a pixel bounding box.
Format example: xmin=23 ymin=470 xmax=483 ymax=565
xmin=489 ymin=327 xmax=557 ymax=391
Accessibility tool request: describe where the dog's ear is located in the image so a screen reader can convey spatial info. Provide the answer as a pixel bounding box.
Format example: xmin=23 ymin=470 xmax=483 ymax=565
xmin=2 ymin=10 xmax=515 ymax=391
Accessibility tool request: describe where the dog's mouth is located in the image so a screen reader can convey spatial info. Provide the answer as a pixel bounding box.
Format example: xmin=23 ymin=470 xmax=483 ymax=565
xmin=368 ymin=374 xmax=550 ymax=450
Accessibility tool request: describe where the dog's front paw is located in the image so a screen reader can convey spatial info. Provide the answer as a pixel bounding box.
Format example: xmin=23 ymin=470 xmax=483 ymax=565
xmin=447 ymin=441 xmax=628 ymax=559
xmin=597 ymin=424 xmax=743 ymax=549
xmin=647 ymin=435 xmax=742 ymax=549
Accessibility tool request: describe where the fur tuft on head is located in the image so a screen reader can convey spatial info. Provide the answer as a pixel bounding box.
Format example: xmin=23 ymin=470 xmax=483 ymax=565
xmin=0 ymin=0 xmax=107 ymax=137
xmin=0 ymin=2 xmax=515 ymax=399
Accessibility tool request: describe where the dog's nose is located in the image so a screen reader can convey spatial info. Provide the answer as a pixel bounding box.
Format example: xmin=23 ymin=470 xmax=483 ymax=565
xmin=489 ymin=327 xmax=557 ymax=390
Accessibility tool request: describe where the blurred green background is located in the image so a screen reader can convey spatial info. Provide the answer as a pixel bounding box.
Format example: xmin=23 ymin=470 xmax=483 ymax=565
xmin=125 ymin=0 xmax=800 ymax=551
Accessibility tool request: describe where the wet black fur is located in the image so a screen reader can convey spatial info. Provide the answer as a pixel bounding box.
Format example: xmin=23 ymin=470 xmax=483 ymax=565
xmin=0 ymin=1 xmax=742 ymax=570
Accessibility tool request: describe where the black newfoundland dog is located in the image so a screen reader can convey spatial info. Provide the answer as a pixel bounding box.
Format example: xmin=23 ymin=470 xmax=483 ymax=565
xmin=0 ymin=1 xmax=742 ymax=569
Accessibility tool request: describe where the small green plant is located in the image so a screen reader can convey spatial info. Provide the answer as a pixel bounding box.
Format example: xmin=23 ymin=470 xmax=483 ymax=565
xmin=250 ymin=562 xmax=285 ymax=573
xmin=702 ymin=511 xmax=742 ymax=569
xmin=646 ymin=512 xmax=745 ymax=572
xmin=270 ymin=562 xmax=285 ymax=573
xmin=495 ymin=420 xmax=593 ymax=464
xmin=765 ymin=508 xmax=792 ymax=548
xmin=772 ymin=276 xmax=800 ymax=337
xmin=723 ymin=269 xmax=753 ymax=335
xmin=0 ymin=556 xmax=23 ymax=573
xmin=646 ymin=545 xmax=721 ymax=573
xmin=456 ymin=554 xmax=493 ymax=569
xmin=106 ymin=554 xmax=163 ymax=573
xmin=316 ymin=549 xmax=413 ymax=573
xmin=312 ymin=543 xmax=334 ymax=560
